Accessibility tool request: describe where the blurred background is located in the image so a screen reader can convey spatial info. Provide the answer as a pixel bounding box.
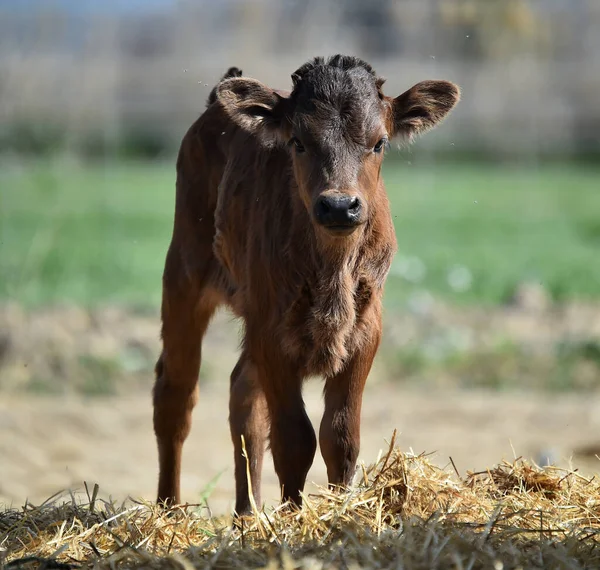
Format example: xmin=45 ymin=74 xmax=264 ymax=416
xmin=1 ymin=0 xmax=599 ymax=513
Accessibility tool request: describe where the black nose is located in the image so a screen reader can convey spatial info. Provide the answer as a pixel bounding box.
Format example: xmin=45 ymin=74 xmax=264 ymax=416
xmin=314 ymin=194 xmax=363 ymax=228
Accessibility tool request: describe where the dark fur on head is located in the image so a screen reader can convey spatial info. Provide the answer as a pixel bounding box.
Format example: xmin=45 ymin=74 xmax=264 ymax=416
xmin=286 ymin=55 xmax=388 ymax=159
xmin=292 ymin=55 xmax=377 ymax=85
xmin=290 ymin=55 xmax=384 ymax=105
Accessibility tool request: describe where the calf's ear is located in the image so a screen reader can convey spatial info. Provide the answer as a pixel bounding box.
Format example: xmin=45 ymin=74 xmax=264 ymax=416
xmin=216 ymin=77 xmax=289 ymax=146
xmin=390 ymin=80 xmax=460 ymax=141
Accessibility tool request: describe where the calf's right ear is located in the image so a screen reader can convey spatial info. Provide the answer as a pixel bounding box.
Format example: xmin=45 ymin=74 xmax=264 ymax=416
xmin=216 ymin=78 xmax=289 ymax=147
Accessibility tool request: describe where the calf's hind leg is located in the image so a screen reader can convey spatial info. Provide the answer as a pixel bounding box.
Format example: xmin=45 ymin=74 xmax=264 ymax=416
xmin=153 ymin=253 xmax=219 ymax=505
xmin=229 ymin=353 xmax=269 ymax=515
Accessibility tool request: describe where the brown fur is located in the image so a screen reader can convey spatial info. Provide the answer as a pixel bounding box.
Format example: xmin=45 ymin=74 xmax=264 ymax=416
xmin=153 ymin=55 xmax=460 ymax=514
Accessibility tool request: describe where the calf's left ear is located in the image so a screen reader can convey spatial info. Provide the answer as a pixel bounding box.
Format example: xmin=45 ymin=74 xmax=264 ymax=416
xmin=390 ymin=80 xmax=460 ymax=141
xmin=216 ymin=77 xmax=289 ymax=147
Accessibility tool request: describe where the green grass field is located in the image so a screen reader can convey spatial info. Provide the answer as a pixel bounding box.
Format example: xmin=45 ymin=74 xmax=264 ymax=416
xmin=1 ymin=156 xmax=599 ymax=309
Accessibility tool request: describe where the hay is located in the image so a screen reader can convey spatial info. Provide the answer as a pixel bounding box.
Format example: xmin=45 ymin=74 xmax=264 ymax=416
xmin=2 ymin=434 xmax=599 ymax=569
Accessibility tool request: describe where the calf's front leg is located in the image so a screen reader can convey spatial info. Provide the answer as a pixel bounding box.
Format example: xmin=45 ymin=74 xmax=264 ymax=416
xmin=319 ymin=326 xmax=381 ymax=487
xmin=259 ymin=359 xmax=317 ymax=508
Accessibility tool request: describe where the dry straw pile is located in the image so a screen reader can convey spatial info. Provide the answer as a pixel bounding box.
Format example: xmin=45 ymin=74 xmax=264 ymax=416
xmin=2 ymin=433 xmax=599 ymax=569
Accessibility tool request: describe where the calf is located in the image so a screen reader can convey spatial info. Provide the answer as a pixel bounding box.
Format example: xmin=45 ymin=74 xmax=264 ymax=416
xmin=153 ymin=55 xmax=460 ymax=514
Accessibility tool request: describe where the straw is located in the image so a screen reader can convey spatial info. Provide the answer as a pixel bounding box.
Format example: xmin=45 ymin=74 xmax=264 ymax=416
xmin=2 ymin=435 xmax=599 ymax=569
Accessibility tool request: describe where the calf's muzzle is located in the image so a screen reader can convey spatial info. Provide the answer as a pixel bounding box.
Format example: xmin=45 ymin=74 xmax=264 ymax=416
xmin=314 ymin=192 xmax=364 ymax=235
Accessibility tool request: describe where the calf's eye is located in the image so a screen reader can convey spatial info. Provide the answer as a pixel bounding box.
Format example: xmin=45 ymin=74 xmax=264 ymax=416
xmin=373 ymin=138 xmax=388 ymax=154
xmin=290 ymin=137 xmax=305 ymax=153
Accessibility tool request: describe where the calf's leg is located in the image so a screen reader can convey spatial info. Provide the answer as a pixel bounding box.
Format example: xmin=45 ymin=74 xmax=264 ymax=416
xmin=153 ymin=252 xmax=218 ymax=505
xmin=229 ymin=354 xmax=269 ymax=515
xmin=263 ymin=367 xmax=316 ymax=507
xmin=319 ymin=329 xmax=381 ymax=488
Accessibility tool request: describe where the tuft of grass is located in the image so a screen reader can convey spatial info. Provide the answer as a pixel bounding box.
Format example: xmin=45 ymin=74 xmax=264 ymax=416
xmin=79 ymin=355 xmax=120 ymax=396
xmin=386 ymin=340 xmax=600 ymax=392
xmin=198 ymin=469 xmax=227 ymax=511
xmin=2 ymin=435 xmax=599 ymax=569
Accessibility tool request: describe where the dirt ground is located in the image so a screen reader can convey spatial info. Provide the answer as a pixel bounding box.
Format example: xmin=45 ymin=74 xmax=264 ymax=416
xmin=1 ymin=385 xmax=600 ymax=515
xmin=1 ymin=299 xmax=600 ymax=514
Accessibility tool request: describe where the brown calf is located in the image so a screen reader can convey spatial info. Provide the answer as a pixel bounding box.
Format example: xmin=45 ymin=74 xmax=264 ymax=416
xmin=153 ymin=55 xmax=459 ymax=514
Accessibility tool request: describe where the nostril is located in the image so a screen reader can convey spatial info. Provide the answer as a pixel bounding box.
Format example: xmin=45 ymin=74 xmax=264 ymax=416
xmin=315 ymin=194 xmax=363 ymax=227
xmin=348 ymin=197 xmax=360 ymax=212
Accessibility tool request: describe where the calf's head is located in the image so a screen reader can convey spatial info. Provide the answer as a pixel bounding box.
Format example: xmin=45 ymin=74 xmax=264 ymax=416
xmin=217 ymin=55 xmax=459 ymax=238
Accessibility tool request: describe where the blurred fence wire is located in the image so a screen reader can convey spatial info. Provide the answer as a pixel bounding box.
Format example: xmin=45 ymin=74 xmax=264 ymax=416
xmin=0 ymin=0 xmax=599 ymax=159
